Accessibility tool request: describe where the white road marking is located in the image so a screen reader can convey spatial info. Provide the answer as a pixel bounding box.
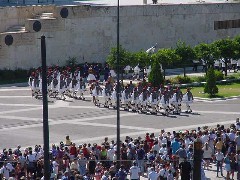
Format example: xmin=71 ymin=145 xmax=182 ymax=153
xmin=0 ymin=103 xmax=42 ymax=107
xmin=0 ymin=113 xmax=140 ymax=131
xmin=0 ymin=96 xmax=32 ymax=98
xmin=196 ymin=110 xmax=240 ymax=115
xmin=0 ymin=88 xmax=29 ymax=91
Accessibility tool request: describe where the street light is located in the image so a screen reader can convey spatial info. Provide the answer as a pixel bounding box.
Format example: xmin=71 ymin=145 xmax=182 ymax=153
xmin=41 ymin=35 xmax=50 ymax=180
xmin=116 ymin=0 xmax=121 ymax=170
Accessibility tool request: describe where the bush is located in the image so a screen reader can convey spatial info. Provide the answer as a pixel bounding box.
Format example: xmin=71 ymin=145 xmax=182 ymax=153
xmin=191 ymin=76 xmax=206 ymax=83
xmin=169 ymin=75 xmax=192 ymax=84
xmin=0 ymin=69 xmax=28 ymax=83
xmin=214 ymin=70 xmax=224 ymax=81
xmin=204 ymin=67 xmax=218 ymax=96
xmin=148 ymin=60 xmax=164 ymax=87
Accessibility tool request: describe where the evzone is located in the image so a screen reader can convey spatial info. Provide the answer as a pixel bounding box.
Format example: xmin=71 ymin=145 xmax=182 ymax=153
xmin=28 ymin=70 xmax=194 ymax=115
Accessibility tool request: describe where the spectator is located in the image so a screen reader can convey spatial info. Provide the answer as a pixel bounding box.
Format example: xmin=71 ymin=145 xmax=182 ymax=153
xmin=179 ymin=157 xmax=191 ymax=180
xmin=129 ymin=161 xmax=141 ymax=180
xmin=202 ymin=143 xmax=212 ymax=170
xmin=215 ymin=149 xmax=224 ymax=177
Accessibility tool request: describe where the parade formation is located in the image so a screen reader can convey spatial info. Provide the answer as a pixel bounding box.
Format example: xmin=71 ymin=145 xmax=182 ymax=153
xmin=28 ymin=64 xmax=194 ymax=116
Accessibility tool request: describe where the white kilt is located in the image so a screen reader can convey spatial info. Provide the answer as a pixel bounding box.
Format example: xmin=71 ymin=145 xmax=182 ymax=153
xmin=150 ymin=98 xmax=158 ymax=105
xmin=132 ymin=98 xmax=139 ymax=105
xmin=111 ymin=91 xmax=117 ymax=101
xmin=92 ymin=88 xmax=101 ymax=97
xmin=182 ymin=94 xmax=193 ymax=103
xmin=87 ymin=74 xmax=96 ymax=81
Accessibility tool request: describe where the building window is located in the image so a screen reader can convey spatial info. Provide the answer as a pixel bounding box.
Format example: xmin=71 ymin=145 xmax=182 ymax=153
xmin=214 ymin=19 xmax=240 ymax=30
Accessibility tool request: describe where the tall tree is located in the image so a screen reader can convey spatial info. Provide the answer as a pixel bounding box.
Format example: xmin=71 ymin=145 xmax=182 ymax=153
xmin=152 ymin=48 xmax=180 ymax=79
xmin=212 ymin=38 xmax=239 ymax=76
xmin=194 ymin=43 xmax=219 ymax=69
xmin=134 ymin=50 xmax=151 ymax=80
xmin=175 ymin=41 xmax=196 ymax=77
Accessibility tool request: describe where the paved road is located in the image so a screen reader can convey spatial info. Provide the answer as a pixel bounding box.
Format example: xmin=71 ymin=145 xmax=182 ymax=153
xmin=0 ymin=86 xmax=239 ymax=179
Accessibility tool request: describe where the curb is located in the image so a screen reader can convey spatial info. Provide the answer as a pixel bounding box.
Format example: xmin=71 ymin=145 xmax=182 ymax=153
xmin=194 ymin=96 xmax=240 ymax=101
xmin=0 ymin=82 xmax=28 ymax=88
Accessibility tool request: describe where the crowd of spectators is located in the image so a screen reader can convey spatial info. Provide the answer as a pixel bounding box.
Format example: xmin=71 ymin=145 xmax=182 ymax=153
xmin=0 ymin=118 xmax=240 ymax=180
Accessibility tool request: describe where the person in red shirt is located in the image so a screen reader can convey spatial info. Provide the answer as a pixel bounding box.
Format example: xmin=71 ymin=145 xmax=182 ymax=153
xmin=69 ymin=143 xmax=77 ymax=160
xmin=82 ymin=143 xmax=90 ymax=158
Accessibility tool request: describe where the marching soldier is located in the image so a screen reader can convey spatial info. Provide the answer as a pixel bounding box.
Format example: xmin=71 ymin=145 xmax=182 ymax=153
xmin=149 ymin=88 xmax=158 ymax=114
xmin=139 ymin=87 xmax=148 ymax=113
xmin=103 ymin=81 xmax=112 ymax=108
xmin=160 ymin=91 xmax=170 ymax=116
xmin=183 ymin=88 xmax=193 ymax=113
xmin=131 ymin=87 xmax=140 ymax=112
xmin=169 ymin=90 xmax=178 ymax=114
xmin=92 ymin=81 xmax=102 ymax=106
xmin=176 ymin=87 xmax=183 ymax=114
xmin=121 ymin=86 xmax=131 ymax=111
xmin=74 ymin=77 xmax=85 ymax=100
xmin=128 ymin=81 xmax=135 ymax=94
xmin=111 ymin=86 xmax=117 ymax=109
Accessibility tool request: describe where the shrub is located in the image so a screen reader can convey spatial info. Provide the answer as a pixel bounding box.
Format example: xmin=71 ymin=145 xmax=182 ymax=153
xmin=204 ymin=67 xmax=218 ymax=96
xmin=169 ymin=75 xmax=192 ymax=84
xmin=191 ymin=75 xmax=206 ymax=83
xmin=214 ymin=70 xmax=224 ymax=81
xmin=148 ymin=60 xmax=164 ymax=87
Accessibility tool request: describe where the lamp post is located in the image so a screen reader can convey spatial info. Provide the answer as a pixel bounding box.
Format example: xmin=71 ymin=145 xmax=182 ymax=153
xmin=116 ymin=0 xmax=121 ymax=170
xmin=41 ymin=35 xmax=50 ymax=180
xmin=193 ymin=138 xmax=203 ymax=180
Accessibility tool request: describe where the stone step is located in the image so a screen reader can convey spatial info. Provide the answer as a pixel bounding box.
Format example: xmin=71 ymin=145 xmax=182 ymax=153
xmin=6 ymin=25 xmax=26 ymax=33
xmin=35 ymin=12 xmax=54 ymax=19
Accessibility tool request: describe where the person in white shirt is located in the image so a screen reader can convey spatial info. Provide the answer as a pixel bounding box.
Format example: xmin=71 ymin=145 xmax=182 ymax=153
xmin=159 ymin=165 xmax=168 ymax=180
xmin=107 ymin=145 xmax=115 ymax=162
xmin=215 ymin=149 xmax=224 ymax=177
xmin=235 ymin=118 xmax=240 ymax=130
xmin=129 ymin=161 xmax=141 ymax=180
xmin=201 ymin=131 xmax=209 ymax=145
xmin=152 ymin=141 xmax=160 ymax=153
xmin=148 ymin=167 xmax=159 ymax=180
xmin=0 ymin=162 xmax=11 ymax=179
xmin=202 ymin=143 xmax=213 ymax=170
xmin=228 ymin=129 xmax=235 ymax=142
xmin=235 ymin=131 xmax=240 ymax=152
xmin=52 ymin=157 xmax=59 ymax=175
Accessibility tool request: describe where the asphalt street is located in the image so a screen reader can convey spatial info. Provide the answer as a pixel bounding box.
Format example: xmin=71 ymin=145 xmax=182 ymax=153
xmin=0 ymin=86 xmax=239 ymax=179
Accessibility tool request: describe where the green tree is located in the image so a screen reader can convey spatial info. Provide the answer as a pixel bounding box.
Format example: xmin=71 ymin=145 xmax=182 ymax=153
xmin=212 ymin=38 xmax=239 ymax=76
xmin=152 ymin=48 xmax=180 ymax=79
xmin=204 ymin=67 xmax=218 ymax=97
xmin=107 ymin=46 xmax=131 ymax=81
xmin=148 ymin=59 xmax=164 ymax=87
xmin=194 ymin=43 xmax=219 ymax=69
xmin=175 ymin=41 xmax=196 ymax=77
xmin=107 ymin=45 xmax=130 ymax=71
xmin=134 ymin=50 xmax=151 ymax=80
xmin=234 ymin=35 xmax=240 ymax=60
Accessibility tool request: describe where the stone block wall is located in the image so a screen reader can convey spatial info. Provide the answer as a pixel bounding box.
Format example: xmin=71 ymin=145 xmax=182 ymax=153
xmin=0 ymin=3 xmax=240 ymax=69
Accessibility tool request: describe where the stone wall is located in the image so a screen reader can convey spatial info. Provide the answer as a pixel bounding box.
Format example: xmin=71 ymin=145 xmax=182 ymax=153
xmin=0 ymin=3 xmax=240 ymax=69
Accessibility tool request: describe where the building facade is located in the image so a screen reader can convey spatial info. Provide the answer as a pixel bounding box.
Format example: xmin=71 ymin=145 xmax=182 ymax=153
xmin=0 ymin=3 xmax=240 ymax=69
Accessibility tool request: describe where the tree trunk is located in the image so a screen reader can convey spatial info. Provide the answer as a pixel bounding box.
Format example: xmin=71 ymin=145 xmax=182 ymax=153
xmin=142 ymin=68 xmax=145 ymax=81
xmin=224 ymin=61 xmax=228 ymax=76
xmin=163 ymin=69 xmax=166 ymax=80
xmin=183 ymin=67 xmax=186 ymax=77
xmin=121 ymin=70 xmax=124 ymax=85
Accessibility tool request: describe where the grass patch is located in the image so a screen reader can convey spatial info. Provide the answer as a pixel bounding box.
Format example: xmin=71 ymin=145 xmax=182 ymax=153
xmin=190 ymin=83 xmax=240 ymax=98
